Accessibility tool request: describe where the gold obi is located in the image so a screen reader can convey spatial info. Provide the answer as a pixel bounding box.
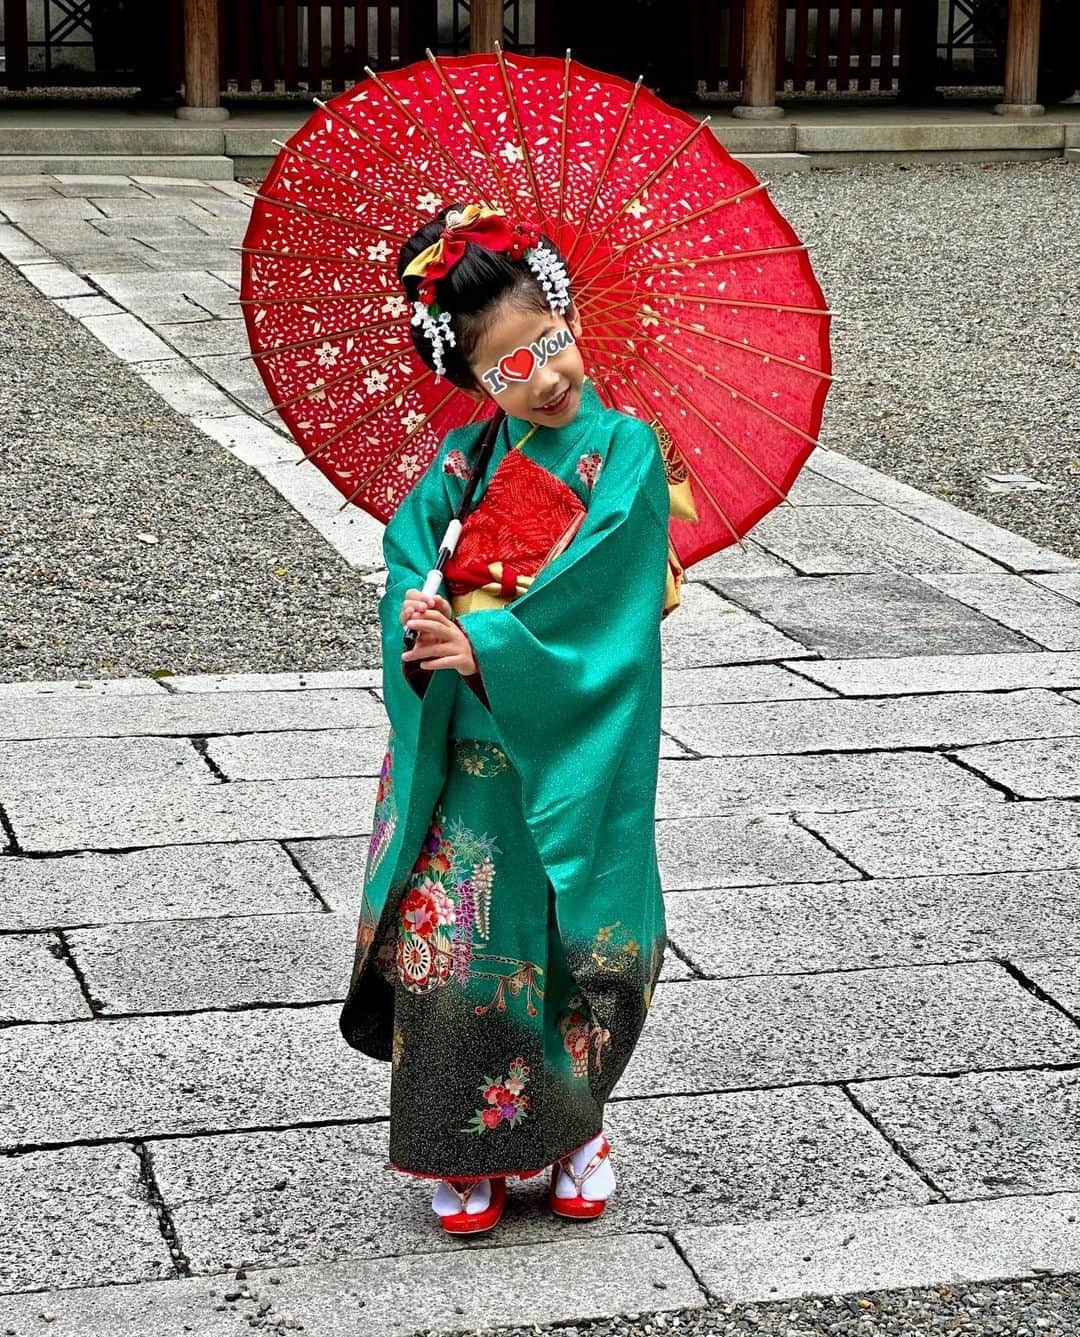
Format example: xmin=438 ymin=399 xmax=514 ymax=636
xmin=450 ymin=561 xmax=535 ymax=616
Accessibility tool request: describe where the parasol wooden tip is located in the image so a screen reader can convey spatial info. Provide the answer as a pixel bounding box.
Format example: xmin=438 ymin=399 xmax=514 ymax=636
xmin=312 ymin=96 xmax=327 ymax=108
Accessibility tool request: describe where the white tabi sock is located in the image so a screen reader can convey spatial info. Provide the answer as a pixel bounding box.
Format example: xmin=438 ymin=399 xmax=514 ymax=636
xmin=431 ymin=1177 xmax=492 ymax=1217
xmin=554 ymin=1133 xmax=616 ymax=1201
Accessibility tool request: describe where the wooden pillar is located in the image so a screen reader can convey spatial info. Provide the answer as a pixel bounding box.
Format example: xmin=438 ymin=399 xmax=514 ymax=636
xmin=177 ymin=0 xmax=229 ymax=120
xmin=995 ymin=0 xmax=1044 ymax=115
xmin=733 ymin=0 xmax=784 ymax=118
xmin=471 ymin=0 xmax=503 ymax=53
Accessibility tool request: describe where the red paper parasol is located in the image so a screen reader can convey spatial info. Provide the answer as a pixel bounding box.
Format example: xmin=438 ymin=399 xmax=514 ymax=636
xmin=239 ymin=47 xmax=833 ymax=566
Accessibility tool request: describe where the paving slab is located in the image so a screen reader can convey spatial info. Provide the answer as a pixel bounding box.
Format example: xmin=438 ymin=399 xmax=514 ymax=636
xmin=156 ymin=318 xmax=250 ymax=357
xmin=802 ymin=799 xmax=1080 ymax=878
xmin=0 ymin=932 xmax=90 ymax=1023
xmin=285 ymin=835 xmax=372 ymax=913
xmin=0 ymin=676 xmax=168 ymax=699
xmin=1030 ymin=572 xmax=1080 ymax=605
xmin=193 ymin=352 xmax=277 ymax=415
xmin=86 ymin=267 xmax=239 ymax=325
xmin=923 ymin=572 xmax=1080 ymax=650
xmin=790 ymin=650 xmax=1080 ymax=696
xmin=622 ymin=963 xmax=1080 ymax=1096
xmin=69 ymin=912 xmax=352 ymax=1014
xmin=0 ymin=844 xmax=319 ymax=936
xmin=656 ymin=813 xmax=861 ymax=889
xmin=187 ymin=411 xmax=301 ymax=467
xmin=661 ymin=663 xmax=833 ymax=707
xmin=17 ymin=260 xmax=95 ymax=299
xmin=206 ymin=725 xmax=389 ymax=780
xmin=163 ymin=668 xmax=381 ymax=693
xmin=659 ymin=581 xmax=812 ymax=668
xmin=683 ymin=539 xmax=797 ymax=583
xmin=676 ymin=1192 xmax=1080 ymax=1305
xmin=1014 ymin=952 xmax=1080 ymax=1016
xmin=130 ymin=357 xmax=240 ymax=417
xmin=0 ymin=222 xmax=51 ymax=262
xmin=150 ymin=1087 xmax=926 ymax=1275
xmin=952 ymin=735 xmax=1080 ymax=798
xmin=710 ymin=574 xmax=1040 ymax=658
xmin=0 ymin=686 xmax=384 ymax=741
xmin=5 ymin=773 xmax=379 ymax=852
xmin=52 ymin=293 xmax=125 ymax=317
xmin=79 ymin=311 xmax=179 ymax=362
xmin=0 ymin=1004 xmax=386 ymax=1151
xmin=665 ymin=869 xmax=1080 ymax=978
xmin=0 ymin=734 xmax=212 ymax=797
xmin=0 ymin=1144 xmax=174 ymax=1294
xmin=656 ymin=751 xmax=999 ymax=819
xmin=749 ymin=504 xmax=1001 ymax=575
xmin=663 ymin=689 xmax=1080 ymax=758
xmin=855 ymin=1068 xmax=1080 ymax=1199
xmin=807 ymin=449 xmax=1080 ymax=574
xmin=253 ymin=456 xmax=387 ymax=571
xmin=785 ymin=469 xmax=878 ymax=506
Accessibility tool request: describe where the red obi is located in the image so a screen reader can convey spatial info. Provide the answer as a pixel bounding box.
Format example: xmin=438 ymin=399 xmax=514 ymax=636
xmin=444 ymin=449 xmax=587 ymax=608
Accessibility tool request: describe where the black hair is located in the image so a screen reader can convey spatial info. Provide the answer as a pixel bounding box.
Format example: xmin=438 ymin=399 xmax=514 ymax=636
xmin=397 ymin=204 xmax=574 ymax=390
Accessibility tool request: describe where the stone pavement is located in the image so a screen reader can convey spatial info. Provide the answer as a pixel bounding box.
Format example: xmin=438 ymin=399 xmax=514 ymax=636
xmin=2 ymin=172 xmax=1080 ymax=1333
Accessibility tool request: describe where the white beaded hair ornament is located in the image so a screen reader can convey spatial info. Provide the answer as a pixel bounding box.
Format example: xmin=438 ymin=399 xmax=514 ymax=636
xmin=401 ymin=203 xmax=572 ymax=382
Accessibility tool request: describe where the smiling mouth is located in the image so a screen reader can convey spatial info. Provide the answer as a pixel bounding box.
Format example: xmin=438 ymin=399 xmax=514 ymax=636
xmin=536 ymin=386 xmax=571 ymax=413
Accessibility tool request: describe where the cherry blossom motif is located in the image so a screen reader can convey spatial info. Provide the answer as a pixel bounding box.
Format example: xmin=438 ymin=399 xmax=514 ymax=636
xmin=415 ymin=190 xmax=442 ymax=213
xmin=314 ymin=341 xmax=340 ymax=368
xmin=402 ymin=408 xmax=426 ymax=434
xmin=364 ymin=368 xmax=390 ymax=395
xmin=576 ymin=452 xmax=603 ymax=490
xmin=306 ymin=378 xmax=327 ymax=401
xmin=366 ymin=238 xmax=390 ymax=262
xmin=627 ymin=195 xmax=648 ymax=219
xmin=443 ymin=450 xmax=470 ymax=478
xmin=380 ymin=294 xmax=408 ymax=318
xmin=397 ymin=451 xmax=423 ymax=480
xmin=499 ymin=141 xmax=524 ymax=164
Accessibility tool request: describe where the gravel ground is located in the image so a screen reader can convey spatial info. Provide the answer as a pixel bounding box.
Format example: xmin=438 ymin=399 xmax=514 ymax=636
xmin=452 ymin=1273 xmax=1080 ymax=1337
xmin=765 ymin=158 xmax=1080 ymax=554
xmin=0 ymin=260 xmax=381 ymax=682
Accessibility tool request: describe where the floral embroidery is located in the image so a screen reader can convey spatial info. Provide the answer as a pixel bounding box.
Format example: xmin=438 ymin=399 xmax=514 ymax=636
xmin=558 ymin=990 xmax=611 ymax=1078
xmin=472 ymin=958 xmax=544 ymax=1018
xmin=364 ymin=741 xmax=397 ymax=885
xmin=591 ymin=920 xmax=641 ymax=971
xmin=576 ymin=451 xmax=602 ymax=490
xmin=443 ymin=449 xmax=470 ymax=478
xmin=463 ymin=1057 xmax=530 ymax=1134
xmin=453 ymin=738 xmax=509 ymax=777
xmin=392 ymin=1026 xmax=405 ymax=1067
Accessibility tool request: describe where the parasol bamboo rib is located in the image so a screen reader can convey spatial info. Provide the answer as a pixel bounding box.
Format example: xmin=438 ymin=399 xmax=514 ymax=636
xmin=556 ymin=49 xmax=572 ymax=225
xmin=628 ymin=241 xmax=808 ymax=276
xmin=609 ymin=368 xmax=749 ymax=548
xmin=585 ymin=306 xmax=834 ymax=383
xmin=267 ymin=136 xmax=428 ymax=223
xmin=237 ymin=291 xmax=411 ymax=308
xmin=297 ymin=367 xmax=437 ymax=464
xmin=586 ymin=333 xmax=799 ymax=505
xmin=256 ymin=344 xmax=412 ymax=416
xmin=572 ymin=183 xmax=770 ymax=293
xmin=251 ymin=190 xmax=409 ymax=243
xmin=580 ymin=291 xmax=832 ymax=321
xmin=233 ymin=243 xmax=402 ymax=270
xmin=424 ymin=47 xmax=519 ymax=213
xmin=567 ymin=117 xmax=713 ymax=277
xmin=312 ymin=94 xmax=467 ymax=200
xmin=493 ymin=42 xmax=547 ymax=222
xmin=336 ymin=392 xmax=485 ymax=509
xmin=609 ymin=330 xmax=826 ymax=454
xmin=568 ymin=69 xmax=645 ymax=257
xmin=342 ymin=387 xmax=485 ymax=502
xmin=243 ymin=318 xmax=410 ymax=362
xmin=360 ymin=65 xmax=496 ymax=212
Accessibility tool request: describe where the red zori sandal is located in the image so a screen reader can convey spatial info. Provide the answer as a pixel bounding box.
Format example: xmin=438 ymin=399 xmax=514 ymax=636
xmin=436 ymin=1176 xmax=506 ymax=1235
xmin=549 ymin=1136 xmax=612 ymax=1219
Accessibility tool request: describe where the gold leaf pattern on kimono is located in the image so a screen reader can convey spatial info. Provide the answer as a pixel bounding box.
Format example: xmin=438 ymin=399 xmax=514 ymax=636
xmin=452 ymin=738 xmax=509 ymax=777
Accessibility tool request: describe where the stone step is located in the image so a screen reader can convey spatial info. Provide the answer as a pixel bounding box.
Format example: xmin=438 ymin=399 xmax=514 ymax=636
xmin=733 ymin=151 xmax=812 ymax=174
xmin=1066 ymin=146 xmax=1080 ymax=162
xmin=0 ymin=126 xmax=225 ymax=154
xmin=0 ymin=154 xmax=234 ymax=180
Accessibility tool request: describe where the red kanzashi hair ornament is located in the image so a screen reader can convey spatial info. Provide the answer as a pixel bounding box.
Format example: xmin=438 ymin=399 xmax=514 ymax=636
xmin=403 ymin=204 xmax=539 ymax=304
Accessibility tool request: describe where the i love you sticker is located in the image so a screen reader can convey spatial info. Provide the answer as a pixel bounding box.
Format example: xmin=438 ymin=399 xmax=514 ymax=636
xmin=480 ymin=328 xmax=576 ymax=394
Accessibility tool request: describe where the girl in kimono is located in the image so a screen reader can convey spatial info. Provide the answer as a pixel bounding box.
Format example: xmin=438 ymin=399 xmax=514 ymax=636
xmin=339 ymin=203 xmax=679 ymax=1235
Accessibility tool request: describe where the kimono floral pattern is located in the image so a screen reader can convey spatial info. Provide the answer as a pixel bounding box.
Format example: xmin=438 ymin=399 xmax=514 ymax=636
xmin=379 ymin=802 xmax=500 ymax=994
xmin=558 ymin=990 xmax=612 ymax=1078
xmin=576 ymin=451 xmax=603 ymax=490
xmin=364 ymin=741 xmax=397 ymax=886
xmin=453 ymin=738 xmax=510 ymax=778
xmin=462 ymin=1057 xmax=531 ymax=1134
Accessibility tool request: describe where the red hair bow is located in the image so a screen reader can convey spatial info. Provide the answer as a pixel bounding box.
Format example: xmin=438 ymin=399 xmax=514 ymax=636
xmin=402 ymin=204 xmax=540 ymax=305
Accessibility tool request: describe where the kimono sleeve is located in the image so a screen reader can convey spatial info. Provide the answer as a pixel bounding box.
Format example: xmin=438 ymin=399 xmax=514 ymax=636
xmin=457 ymin=413 xmax=670 ymax=905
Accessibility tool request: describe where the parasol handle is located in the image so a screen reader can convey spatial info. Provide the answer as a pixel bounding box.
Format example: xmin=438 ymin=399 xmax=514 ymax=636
xmin=402 ymin=412 xmax=505 ymax=653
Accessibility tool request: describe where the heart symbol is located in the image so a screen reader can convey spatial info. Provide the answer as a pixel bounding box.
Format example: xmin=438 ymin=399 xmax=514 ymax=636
xmin=499 ymin=347 xmax=536 ymax=382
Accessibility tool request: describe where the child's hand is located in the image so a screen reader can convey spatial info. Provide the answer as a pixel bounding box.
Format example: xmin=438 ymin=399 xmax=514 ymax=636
xmin=399 ymin=588 xmax=453 ymax=627
xmin=401 ymin=606 xmax=478 ymax=675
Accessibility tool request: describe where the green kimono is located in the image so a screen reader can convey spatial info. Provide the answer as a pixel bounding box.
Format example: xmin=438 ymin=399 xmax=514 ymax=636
xmin=339 ymin=378 xmax=671 ymax=1179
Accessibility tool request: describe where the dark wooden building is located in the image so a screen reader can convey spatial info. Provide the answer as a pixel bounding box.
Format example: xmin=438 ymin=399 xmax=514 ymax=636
xmin=1 ymin=1 xmax=1074 ymax=117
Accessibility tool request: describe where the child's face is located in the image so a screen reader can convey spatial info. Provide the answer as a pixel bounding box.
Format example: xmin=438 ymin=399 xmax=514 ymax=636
xmin=464 ymin=300 xmax=585 ymax=430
